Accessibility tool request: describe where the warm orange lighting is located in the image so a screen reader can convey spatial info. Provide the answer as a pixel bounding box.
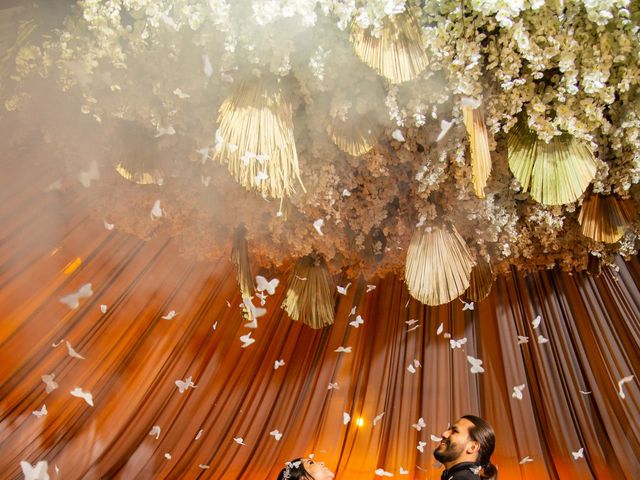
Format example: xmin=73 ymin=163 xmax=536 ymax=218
xmin=356 ymin=417 xmax=365 ymax=427
xmin=63 ymin=257 xmax=82 ymax=275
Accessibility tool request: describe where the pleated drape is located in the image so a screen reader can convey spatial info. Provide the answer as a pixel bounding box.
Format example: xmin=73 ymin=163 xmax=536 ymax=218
xmin=1 ymin=152 xmax=639 ymax=479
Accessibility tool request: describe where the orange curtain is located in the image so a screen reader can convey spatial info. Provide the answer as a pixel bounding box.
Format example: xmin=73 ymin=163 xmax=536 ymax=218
xmin=1 ymin=157 xmax=639 ymax=479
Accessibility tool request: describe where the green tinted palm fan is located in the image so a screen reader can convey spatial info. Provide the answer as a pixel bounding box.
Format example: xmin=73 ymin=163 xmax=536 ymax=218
xmin=578 ymin=193 xmax=634 ymax=243
xmin=405 ymin=225 xmax=475 ymax=306
xmin=508 ymin=119 xmax=597 ymax=205
xmin=282 ymin=254 xmax=335 ymax=328
xmin=327 ymin=114 xmax=379 ymax=156
xmin=231 ymin=225 xmax=255 ymax=298
xmin=461 ymin=98 xmax=492 ymax=199
xmin=214 ymin=78 xmax=304 ymax=199
xmin=350 ymin=11 xmax=428 ymax=84
xmin=465 ymin=258 xmax=493 ymax=302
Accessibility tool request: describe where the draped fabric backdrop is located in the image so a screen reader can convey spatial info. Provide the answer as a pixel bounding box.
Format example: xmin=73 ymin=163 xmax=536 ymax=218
xmin=1 ymin=145 xmax=639 ymax=480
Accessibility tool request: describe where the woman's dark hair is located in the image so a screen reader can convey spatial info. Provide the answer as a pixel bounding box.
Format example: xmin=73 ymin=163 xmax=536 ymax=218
xmin=462 ymin=415 xmax=498 ymax=479
xmin=276 ymin=458 xmax=315 ymax=480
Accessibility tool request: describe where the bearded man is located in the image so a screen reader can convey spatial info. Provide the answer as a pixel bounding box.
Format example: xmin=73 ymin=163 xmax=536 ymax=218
xmin=433 ymin=415 xmax=498 ymax=480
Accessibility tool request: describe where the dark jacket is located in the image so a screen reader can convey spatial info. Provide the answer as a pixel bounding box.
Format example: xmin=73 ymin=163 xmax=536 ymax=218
xmin=441 ymin=462 xmax=481 ymax=480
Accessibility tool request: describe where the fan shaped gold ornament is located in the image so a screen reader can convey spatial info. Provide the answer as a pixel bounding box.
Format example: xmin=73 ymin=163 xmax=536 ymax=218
xmin=281 ymin=254 xmax=335 ymax=329
xmin=350 ymin=11 xmax=429 ymax=84
xmin=231 ymin=225 xmax=255 ymax=298
xmin=461 ymin=97 xmax=492 ymax=199
xmin=578 ymin=193 xmax=634 ymax=243
xmin=466 ymin=258 xmax=493 ymax=302
xmin=113 ymin=121 xmax=164 ymax=185
xmin=327 ymin=114 xmax=379 ymax=156
xmin=405 ymin=224 xmax=475 ymax=306
xmin=508 ymin=119 xmax=597 ymax=205
xmin=214 ymin=78 xmax=304 ymax=199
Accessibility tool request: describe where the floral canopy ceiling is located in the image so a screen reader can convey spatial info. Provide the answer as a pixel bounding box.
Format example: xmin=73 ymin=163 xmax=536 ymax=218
xmin=2 ymin=0 xmax=640 ymax=296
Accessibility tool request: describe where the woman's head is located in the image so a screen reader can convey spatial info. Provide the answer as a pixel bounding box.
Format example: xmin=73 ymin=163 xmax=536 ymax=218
xmin=277 ymin=458 xmax=335 ymax=480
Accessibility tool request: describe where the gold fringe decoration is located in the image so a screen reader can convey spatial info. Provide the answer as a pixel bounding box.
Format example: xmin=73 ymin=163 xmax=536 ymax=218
xmin=508 ymin=120 xmax=597 ymax=205
xmin=214 ymin=78 xmax=304 ymax=199
xmin=327 ymin=115 xmax=379 ymax=156
xmin=405 ymin=225 xmax=475 ymax=306
xmin=461 ymin=98 xmax=492 ymax=198
xmin=282 ymin=254 xmax=335 ymax=329
xmin=586 ymin=253 xmax=602 ymax=277
xmin=466 ymin=259 xmax=493 ymax=302
xmin=578 ymin=193 xmax=634 ymax=243
xmin=114 ymin=121 xmax=164 ymax=185
xmin=0 ymin=8 xmax=36 ymax=93
xmin=350 ymin=11 xmax=429 ymax=84
xmin=231 ymin=225 xmax=255 ymax=299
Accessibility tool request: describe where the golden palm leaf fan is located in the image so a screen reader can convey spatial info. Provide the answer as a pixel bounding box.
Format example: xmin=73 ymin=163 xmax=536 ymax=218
xmin=461 ymin=97 xmax=492 ymax=199
xmin=0 ymin=8 xmax=36 ymax=93
xmin=404 ymin=225 xmax=475 ymax=306
xmin=578 ymin=193 xmax=634 ymax=243
xmin=114 ymin=121 xmax=164 ymax=185
xmin=214 ymin=78 xmax=305 ymax=199
xmin=281 ymin=254 xmax=335 ymax=329
xmin=231 ymin=225 xmax=255 ymax=299
xmin=586 ymin=253 xmax=602 ymax=277
xmin=350 ymin=11 xmax=429 ymax=84
xmin=508 ymin=120 xmax=597 ymax=205
xmin=327 ymin=115 xmax=379 ymax=156
xmin=465 ymin=259 xmax=494 ymax=302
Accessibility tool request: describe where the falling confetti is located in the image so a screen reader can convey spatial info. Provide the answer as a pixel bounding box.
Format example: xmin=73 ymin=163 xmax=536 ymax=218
xmin=175 ymin=376 xmax=197 ymax=393
xmin=59 ymin=283 xmax=93 ymax=309
xmin=70 ymin=387 xmax=94 ymax=406
xmin=334 ymin=346 xmax=352 ymax=353
xmin=618 ymin=375 xmax=634 ymax=399
xmin=65 ymin=341 xmax=85 ymax=360
xmin=436 ymin=119 xmax=453 ymax=142
xmin=32 ymin=404 xmax=47 ymax=418
xmin=313 ymin=218 xmax=324 ymax=236
xmin=512 ymin=384 xmax=526 ymax=400
xmin=149 ymin=426 xmax=161 ymax=440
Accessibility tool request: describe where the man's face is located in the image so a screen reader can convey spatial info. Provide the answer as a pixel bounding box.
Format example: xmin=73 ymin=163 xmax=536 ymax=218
xmin=433 ymin=418 xmax=476 ymax=464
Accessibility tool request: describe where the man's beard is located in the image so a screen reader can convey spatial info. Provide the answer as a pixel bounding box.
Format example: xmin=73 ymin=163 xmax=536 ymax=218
xmin=433 ymin=440 xmax=463 ymax=464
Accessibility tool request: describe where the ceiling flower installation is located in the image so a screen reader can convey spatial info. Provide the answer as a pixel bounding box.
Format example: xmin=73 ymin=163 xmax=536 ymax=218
xmin=3 ymin=1 xmax=640 ymax=310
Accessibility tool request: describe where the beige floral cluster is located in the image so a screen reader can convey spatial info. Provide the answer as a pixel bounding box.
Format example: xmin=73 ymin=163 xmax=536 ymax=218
xmin=4 ymin=1 xmax=640 ymax=278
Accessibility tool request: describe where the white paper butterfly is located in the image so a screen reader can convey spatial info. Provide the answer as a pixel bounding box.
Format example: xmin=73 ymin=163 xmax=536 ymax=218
xmin=412 ymin=417 xmax=426 ymax=431
xmin=374 ymin=468 xmax=393 ymax=477
xmin=175 ymin=376 xmax=197 ymax=393
xmin=20 ymin=460 xmax=49 ymax=480
xmin=60 ymin=283 xmax=93 ymax=310
xmin=450 ymin=337 xmax=467 ymax=349
xmin=467 ymin=356 xmax=485 ymax=374
xmin=256 ymin=276 xmax=279 ymax=295
xmin=349 ymin=315 xmax=364 ymax=328
xmin=70 ymin=387 xmax=94 ymax=406
xmin=240 ymin=332 xmax=255 ymax=348
xmin=512 ymin=384 xmax=526 ymax=400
